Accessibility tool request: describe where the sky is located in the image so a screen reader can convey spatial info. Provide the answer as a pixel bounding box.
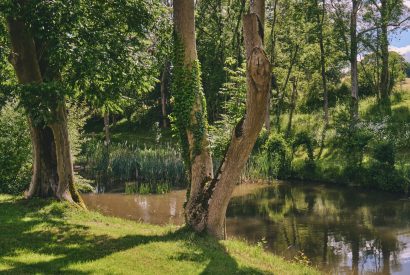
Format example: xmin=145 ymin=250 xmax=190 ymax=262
xmin=389 ymin=1 xmax=410 ymax=61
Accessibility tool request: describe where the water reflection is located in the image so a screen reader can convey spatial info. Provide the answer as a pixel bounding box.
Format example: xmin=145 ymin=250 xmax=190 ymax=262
xmin=82 ymin=182 xmax=410 ymax=274
xmin=227 ymin=183 xmax=410 ymax=274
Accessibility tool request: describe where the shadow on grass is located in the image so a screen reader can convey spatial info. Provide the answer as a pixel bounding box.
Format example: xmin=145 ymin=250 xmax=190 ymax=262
xmin=0 ymin=198 xmax=267 ymax=274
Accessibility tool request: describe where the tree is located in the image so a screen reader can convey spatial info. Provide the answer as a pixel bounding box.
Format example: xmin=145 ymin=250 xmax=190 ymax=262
xmin=351 ymin=0 xmax=362 ymax=121
xmin=362 ymin=0 xmax=409 ymax=106
xmin=2 ymin=0 xmax=156 ymax=202
xmin=7 ymin=2 xmax=83 ymax=205
xmin=173 ymin=0 xmax=271 ymax=238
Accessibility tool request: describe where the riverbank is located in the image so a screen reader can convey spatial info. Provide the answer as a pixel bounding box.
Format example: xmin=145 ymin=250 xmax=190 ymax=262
xmin=0 ymin=194 xmax=319 ymax=274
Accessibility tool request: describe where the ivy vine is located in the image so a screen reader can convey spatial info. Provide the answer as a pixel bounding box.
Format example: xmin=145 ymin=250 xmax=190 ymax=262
xmin=171 ymin=33 xmax=208 ymax=168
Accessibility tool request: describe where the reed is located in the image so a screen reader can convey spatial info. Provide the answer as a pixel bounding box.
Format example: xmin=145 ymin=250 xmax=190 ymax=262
xmin=82 ymin=140 xmax=187 ymax=194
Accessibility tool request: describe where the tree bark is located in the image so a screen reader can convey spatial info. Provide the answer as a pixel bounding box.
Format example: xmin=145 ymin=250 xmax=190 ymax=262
xmin=250 ymin=0 xmax=270 ymax=132
xmin=184 ymin=9 xmax=271 ymax=239
xmin=7 ymin=6 xmax=84 ymax=206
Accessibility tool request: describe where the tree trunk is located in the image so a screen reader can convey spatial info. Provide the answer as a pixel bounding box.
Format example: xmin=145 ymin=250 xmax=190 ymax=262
xmin=183 ymin=9 xmax=271 ymax=239
xmin=104 ymin=110 xmax=110 ymax=146
xmin=7 ymin=8 xmax=84 ymax=206
xmin=276 ymin=44 xmax=299 ymax=132
xmin=286 ymin=78 xmax=297 ymax=137
xmin=26 ymin=123 xmax=59 ymax=198
xmin=380 ymin=0 xmax=391 ymax=111
xmin=316 ymin=0 xmax=329 ymax=159
xmin=350 ymin=0 xmax=360 ymax=122
xmin=173 ymin=0 xmax=214 ymax=220
xmin=265 ymin=0 xmax=278 ymax=133
xmin=50 ymin=104 xmax=83 ymax=203
xmin=250 ymin=0 xmax=270 ymax=132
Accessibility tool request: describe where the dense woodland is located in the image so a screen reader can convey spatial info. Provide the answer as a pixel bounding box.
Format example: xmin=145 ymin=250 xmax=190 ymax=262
xmin=0 ymin=0 xmax=410 ymax=240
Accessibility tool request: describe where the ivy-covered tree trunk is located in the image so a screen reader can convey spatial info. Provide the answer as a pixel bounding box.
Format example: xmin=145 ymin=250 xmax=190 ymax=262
xmin=7 ymin=11 xmax=84 ymax=206
xmin=173 ymin=0 xmax=214 ymax=220
xmin=173 ymin=0 xmax=271 ymax=239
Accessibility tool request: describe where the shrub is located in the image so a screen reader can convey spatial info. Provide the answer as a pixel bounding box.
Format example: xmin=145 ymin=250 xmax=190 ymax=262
xmin=262 ymin=133 xmax=292 ymax=179
xmin=0 ymin=102 xmax=32 ymax=194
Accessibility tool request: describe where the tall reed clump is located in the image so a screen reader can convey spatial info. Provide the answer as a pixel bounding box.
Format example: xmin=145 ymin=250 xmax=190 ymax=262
xmin=81 ymin=140 xmax=187 ymax=194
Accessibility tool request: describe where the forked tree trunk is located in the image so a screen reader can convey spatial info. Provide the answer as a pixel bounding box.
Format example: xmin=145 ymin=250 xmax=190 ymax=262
xmin=7 ymin=9 xmax=84 ymax=206
xmin=181 ymin=6 xmax=271 ymax=238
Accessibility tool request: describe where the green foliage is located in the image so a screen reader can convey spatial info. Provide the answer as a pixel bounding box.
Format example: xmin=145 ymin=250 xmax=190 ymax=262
xmin=359 ymin=52 xmax=407 ymax=97
xmin=18 ymin=82 xmax=66 ymax=126
xmin=0 ymin=102 xmax=32 ymax=194
xmin=209 ymin=58 xmax=246 ymax=160
xmin=66 ymin=100 xmax=91 ymax=160
xmin=257 ymin=133 xmax=292 ymax=180
xmin=333 ymin=107 xmax=373 ymax=169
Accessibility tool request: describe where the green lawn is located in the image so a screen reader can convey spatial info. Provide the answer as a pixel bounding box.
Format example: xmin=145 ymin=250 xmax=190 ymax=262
xmin=0 ymin=195 xmax=319 ymax=275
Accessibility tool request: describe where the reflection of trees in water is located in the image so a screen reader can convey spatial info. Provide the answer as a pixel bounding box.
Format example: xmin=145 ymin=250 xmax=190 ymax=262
xmin=226 ymin=183 xmax=410 ymax=274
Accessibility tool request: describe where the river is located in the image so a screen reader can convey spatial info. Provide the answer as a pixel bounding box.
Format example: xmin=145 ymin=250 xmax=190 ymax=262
xmin=82 ymin=182 xmax=410 ymax=274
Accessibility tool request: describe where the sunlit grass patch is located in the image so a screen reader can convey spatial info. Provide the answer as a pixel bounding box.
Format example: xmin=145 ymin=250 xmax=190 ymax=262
xmin=0 ymin=195 xmax=320 ymax=275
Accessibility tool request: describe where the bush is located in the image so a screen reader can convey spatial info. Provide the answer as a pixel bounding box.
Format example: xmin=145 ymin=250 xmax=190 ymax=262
xmin=262 ymin=133 xmax=292 ymax=179
xmin=333 ymin=107 xmax=373 ymax=169
xmin=0 ymin=102 xmax=32 ymax=194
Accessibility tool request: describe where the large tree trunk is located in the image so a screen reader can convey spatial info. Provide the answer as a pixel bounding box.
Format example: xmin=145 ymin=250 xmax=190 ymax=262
xmin=251 ymin=0 xmax=270 ymax=134
xmin=350 ymin=0 xmax=360 ymax=122
xmin=173 ymin=0 xmax=214 ymax=219
xmin=26 ymin=123 xmax=59 ymax=198
xmin=7 ymin=8 xmax=84 ymax=206
xmin=182 ymin=4 xmax=271 ymax=238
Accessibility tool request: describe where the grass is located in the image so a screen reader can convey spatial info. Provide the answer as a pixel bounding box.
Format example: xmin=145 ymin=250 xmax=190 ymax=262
xmin=0 ymin=195 xmax=320 ymax=275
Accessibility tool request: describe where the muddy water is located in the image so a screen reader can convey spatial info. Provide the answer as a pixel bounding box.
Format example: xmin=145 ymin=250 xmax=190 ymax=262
xmin=82 ymin=182 xmax=410 ymax=274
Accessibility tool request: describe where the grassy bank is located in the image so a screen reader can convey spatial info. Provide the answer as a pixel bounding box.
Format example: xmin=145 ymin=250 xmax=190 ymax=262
xmin=0 ymin=195 xmax=319 ymax=275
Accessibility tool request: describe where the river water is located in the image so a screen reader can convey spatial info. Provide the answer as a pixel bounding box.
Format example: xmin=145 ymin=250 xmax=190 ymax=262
xmin=82 ymin=182 xmax=410 ymax=274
